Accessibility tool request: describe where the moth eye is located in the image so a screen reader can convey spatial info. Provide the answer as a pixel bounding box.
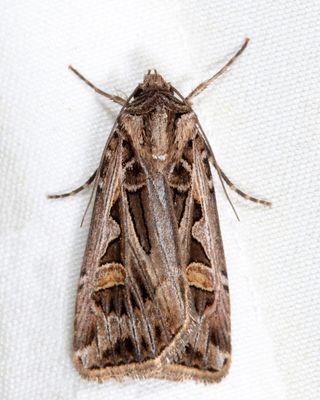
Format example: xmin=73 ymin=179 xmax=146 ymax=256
xmin=94 ymin=263 xmax=126 ymax=291
xmin=186 ymin=262 xmax=214 ymax=292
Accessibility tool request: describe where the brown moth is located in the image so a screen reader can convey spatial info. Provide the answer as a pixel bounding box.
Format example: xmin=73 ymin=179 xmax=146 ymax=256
xmin=49 ymin=38 xmax=271 ymax=383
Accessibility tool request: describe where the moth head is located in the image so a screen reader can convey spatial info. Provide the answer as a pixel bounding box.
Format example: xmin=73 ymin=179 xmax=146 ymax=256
xmin=140 ymin=70 xmax=171 ymax=91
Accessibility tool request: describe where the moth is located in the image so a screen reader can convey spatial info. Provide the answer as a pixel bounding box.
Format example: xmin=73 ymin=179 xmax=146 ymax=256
xmin=49 ymin=38 xmax=271 ymax=383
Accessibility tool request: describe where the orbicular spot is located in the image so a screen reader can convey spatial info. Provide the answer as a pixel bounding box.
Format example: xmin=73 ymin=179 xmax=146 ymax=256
xmin=168 ymin=160 xmax=191 ymax=191
xmin=186 ymin=262 xmax=214 ymax=292
xmin=94 ymin=263 xmax=126 ymax=291
xmin=124 ymin=161 xmax=146 ymax=191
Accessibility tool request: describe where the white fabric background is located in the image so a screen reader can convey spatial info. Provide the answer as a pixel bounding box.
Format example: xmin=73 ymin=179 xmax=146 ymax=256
xmin=1 ymin=1 xmax=319 ymax=399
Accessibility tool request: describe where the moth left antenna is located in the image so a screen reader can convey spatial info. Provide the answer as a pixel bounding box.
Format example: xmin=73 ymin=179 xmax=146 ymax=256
xmin=69 ymin=65 xmax=126 ymax=106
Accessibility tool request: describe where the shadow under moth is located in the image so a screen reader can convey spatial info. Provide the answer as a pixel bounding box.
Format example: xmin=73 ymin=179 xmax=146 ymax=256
xmin=49 ymin=38 xmax=271 ymax=383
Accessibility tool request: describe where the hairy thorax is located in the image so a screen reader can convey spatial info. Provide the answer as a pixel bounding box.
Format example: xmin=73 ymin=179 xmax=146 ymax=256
xmin=120 ymin=102 xmax=197 ymax=173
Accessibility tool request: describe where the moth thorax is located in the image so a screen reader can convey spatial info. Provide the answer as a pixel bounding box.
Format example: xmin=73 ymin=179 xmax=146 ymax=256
xmin=141 ymin=71 xmax=171 ymax=91
xmin=150 ymin=106 xmax=170 ymax=162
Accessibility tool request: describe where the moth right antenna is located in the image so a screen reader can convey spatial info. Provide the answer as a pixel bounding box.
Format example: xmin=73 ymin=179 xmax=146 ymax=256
xmin=186 ymin=38 xmax=249 ymax=104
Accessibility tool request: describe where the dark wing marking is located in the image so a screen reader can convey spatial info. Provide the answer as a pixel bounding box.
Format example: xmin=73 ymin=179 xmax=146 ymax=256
xmin=73 ymin=131 xmax=193 ymax=381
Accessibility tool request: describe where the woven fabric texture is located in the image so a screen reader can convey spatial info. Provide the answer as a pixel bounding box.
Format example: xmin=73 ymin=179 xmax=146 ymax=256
xmin=1 ymin=1 xmax=319 ymax=399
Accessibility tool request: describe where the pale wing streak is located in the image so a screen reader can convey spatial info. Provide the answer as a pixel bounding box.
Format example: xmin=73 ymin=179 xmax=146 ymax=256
xmin=194 ymin=145 xmax=222 ymax=304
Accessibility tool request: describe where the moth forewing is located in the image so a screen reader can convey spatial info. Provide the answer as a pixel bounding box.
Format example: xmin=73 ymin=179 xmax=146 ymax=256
xmin=49 ymin=39 xmax=271 ymax=383
xmin=73 ymin=90 xmax=197 ymax=380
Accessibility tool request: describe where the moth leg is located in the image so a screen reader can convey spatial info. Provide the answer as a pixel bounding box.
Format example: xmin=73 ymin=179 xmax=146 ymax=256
xmin=69 ymin=65 xmax=126 ymax=106
xmin=185 ymin=38 xmax=249 ymax=104
xmin=47 ymin=170 xmax=97 ymax=199
xmin=209 ymin=156 xmax=272 ymax=207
